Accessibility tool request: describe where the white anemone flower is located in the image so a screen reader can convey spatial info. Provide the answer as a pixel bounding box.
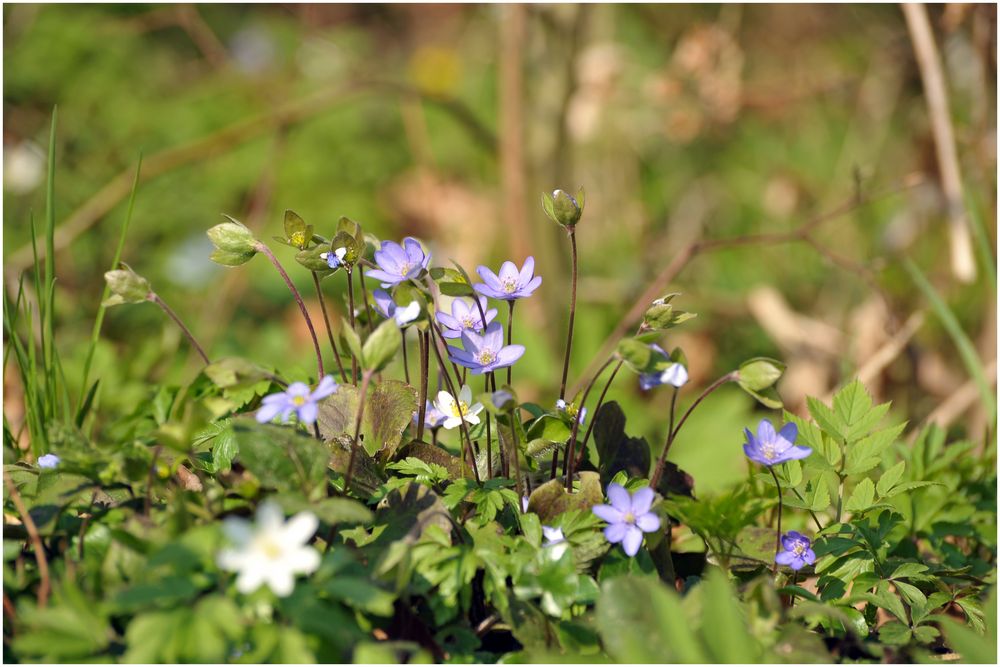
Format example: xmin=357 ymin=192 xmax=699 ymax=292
xmin=433 ymin=385 xmax=483 ymax=430
xmin=217 ymin=500 xmax=320 ymax=597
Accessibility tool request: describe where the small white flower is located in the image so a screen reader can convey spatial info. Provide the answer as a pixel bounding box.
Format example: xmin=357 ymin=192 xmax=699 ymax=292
xmin=217 ymin=500 xmax=320 ymax=597
xmin=319 ymin=246 xmax=348 ymax=269
xmin=660 ymin=363 xmax=689 ymax=388
xmin=542 ymin=525 xmax=565 ymax=546
xmin=433 ymin=385 xmax=483 ymax=430
xmin=394 ymin=300 xmax=421 ymax=326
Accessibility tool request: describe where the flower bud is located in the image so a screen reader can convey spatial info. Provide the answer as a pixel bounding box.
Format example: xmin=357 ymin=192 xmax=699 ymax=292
xmin=103 ymin=265 xmax=152 ymax=306
xmin=207 ymin=216 xmax=258 ymax=266
xmin=541 ymin=187 xmax=585 ymax=228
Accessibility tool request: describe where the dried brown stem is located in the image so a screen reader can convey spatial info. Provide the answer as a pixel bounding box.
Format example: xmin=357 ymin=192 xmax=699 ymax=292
xmin=4 ymin=471 xmax=50 ymax=608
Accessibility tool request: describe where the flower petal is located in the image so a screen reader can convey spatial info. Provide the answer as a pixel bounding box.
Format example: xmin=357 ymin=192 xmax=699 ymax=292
xmin=775 ymin=550 xmax=796 ymax=566
xmin=265 ymin=568 xmax=296 ymax=597
xmin=630 ymin=486 xmax=655 ymax=515
xmin=372 ymin=289 xmax=395 ymax=319
xmin=282 ymin=511 xmax=319 ymax=545
xmin=364 ymin=269 xmax=402 ymax=285
xmin=497 ymin=261 xmax=519 ymax=282
xmin=312 ymin=376 xmax=338 ymax=401
xmin=622 ymin=526 xmax=644 ymax=557
xmin=604 ymin=522 xmax=627 ymax=543
xmin=297 ymin=401 xmax=318 ymax=425
xmin=256 ymin=500 xmax=285 ymax=530
xmin=518 ymin=256 xmax=535 ymax=283
xmin=256 ymin=400 xmax=287 ymax=423
xmin=778 ymin=422 xmax=798 ymax=444
xmin=284 ymin=546 xmax=321 ymax=575
xmin=606 ymin=483 xmax=631 ymax=512
xmin=636 ymin=512 xmax=661 ymax=533
xmin=757 ymin=419 xmax=777 ymax=443
xmin=592 ymin=503 xmax=623 ymax=523
xmin=495 ymin=345 xmax=525 ymax=368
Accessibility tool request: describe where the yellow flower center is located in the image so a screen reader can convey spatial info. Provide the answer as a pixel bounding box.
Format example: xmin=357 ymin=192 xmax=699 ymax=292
xmin=290 ymin=231 xmax=306 ymax=248
xmin=792 ymin=542 xmax=806 ymax=555
xmin=501 ymin=279 xmax=517 ymax=293
xmin=462 ymin=316 xmax=477 ymax=329
xmin=399 ymin=261 xmax=412 ymax=276
xmin=258 ymin=537 xmax=283 ymax=560
xmin=477 ymin=350 xmax=497 ymax=365
xmin=449 ymin=401 xmax=470 ymax=419
xmin=623 ymin=511 xmax=635 ymax=524
xmin=292 ymin=395 xmax=307 ymax=406
xmin=762 ymin=443 xmax=777 ymax=460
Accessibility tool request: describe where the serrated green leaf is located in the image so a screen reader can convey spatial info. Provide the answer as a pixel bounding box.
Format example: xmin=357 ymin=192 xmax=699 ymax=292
xmin=876 ymin=460 xmax=905 ymax=497
xmin=844 ymin=478 xmax=875 ymax=513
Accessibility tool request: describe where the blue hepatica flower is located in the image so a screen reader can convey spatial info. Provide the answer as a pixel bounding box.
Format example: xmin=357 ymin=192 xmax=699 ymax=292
xmin=474 ymin=257 xmax=542 ymax=301
xmin=447 ymin=322 xmax=525 ymax=375
xmin=743 ymin=419 xmax=811 ymax=467
xmin=37 ymin=454 xmax=60 ymax=469
xmin=776 ymin=531 xmax=816 ymax=571
xmin=437 ymin=296 xmax=497 ymax=339
xmin=319 ymin=246 xmax=347 ymax=270
xmin=555 ymin=399 xmax=587 ymax=426
xmin=639 ymin=344 xmax=689 ymax=390
xmin=256 ymin=376 xmax=338 ymax=425
xmin=414 ymin=400 xmax=448 ymax=430
xmin=366 ymin=238 xmax=430 ymax=287
xmin=372 ymin=289 xmax=421 ymax=327
xmin=592 ymin=483 xmax=661 ymax=557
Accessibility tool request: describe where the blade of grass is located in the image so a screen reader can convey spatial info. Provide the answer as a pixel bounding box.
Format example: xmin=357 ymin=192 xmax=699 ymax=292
xmin=44 ymin=108 xmax=58 ymax=417
xmin=903 ymin=258 xmax=996 ymax=424
xmin=78 ymin=154 xmax=143 ymax=415
xmin=964 ymin=187 xmax=996 ymax=289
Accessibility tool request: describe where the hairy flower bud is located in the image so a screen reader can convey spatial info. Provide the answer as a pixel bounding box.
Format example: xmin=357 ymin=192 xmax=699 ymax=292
xmin=207 ymin=216 xmax=258 ymax=266
xmin=541 ymin=187 xmax=585 ymax=228
xmin=103 ymin=265 xmax=152 ymax=306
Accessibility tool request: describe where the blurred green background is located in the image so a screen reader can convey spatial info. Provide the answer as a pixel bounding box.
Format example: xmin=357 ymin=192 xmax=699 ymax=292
xmin=4 ymin=4 xmax=996 ymax=493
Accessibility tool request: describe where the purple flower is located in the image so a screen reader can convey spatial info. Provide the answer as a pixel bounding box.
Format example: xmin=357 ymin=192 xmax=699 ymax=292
xmin=366 ymin=238 xmax=430 ymax=287
xmin=474 ymin=257 xmax=542 ymax=301
xmin=319 ymin=246 xmax=346 ymax=270
xmin=372 ymin=289 xmax=421 ymax=327
xmin=436 ymin=297 xmax=497 ymax=339
xmin=743 ymin=419 xmax=811 ymax=467
xmin=37 ymin=454 xmax=60 ymax=469
xmin=414 ymin=400 xmax=448 ymax=429
xmin=592 ymin=483 xmax=661 ymax=557
xmin=542 ymin=526 xmax=566 ymax=546
xmin=775 ymin=531 xmax=816 ymax=571
xmin=256 ymin=376 xmax=338 ymax=425
xmin=447 ymin=322 xmax=525 ymax=375
xmin=639 ymin=344 xmax=689 ymax=390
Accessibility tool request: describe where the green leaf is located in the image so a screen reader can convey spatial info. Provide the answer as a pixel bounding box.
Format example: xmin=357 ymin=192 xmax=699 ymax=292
xmin=876 ymin=460 xmax=905 ymax=497
xmin=806 ymin=396 xmax=845 ymax=442
xmin=740 ymin=384 xmax=783 ymax=409
xmin=737 ymin=357 xmax=786 ymax=392
xmin=362 ymin=319 xmax=402 ymax=372
xmin=699 ymin=569 xmax=762 ymax=663
xmin=616 ymin=338 xmax=652 ymax=373
xmin=527 ymin=472 xmax=603 ymax=523
xmin=317 ymin=380 xmax=417 ymax=460
xmin=340 ymin=317 xmax=363 ymax=364
xmin=844 ymin=478 xmax=875 ymax=513
xmin=595 ymin=577 xmax=707 ymax=663
xmin=323 ymin=577 xmax=396 ymax=616
xmin=232 ymin=420 xmax=330 ymax=497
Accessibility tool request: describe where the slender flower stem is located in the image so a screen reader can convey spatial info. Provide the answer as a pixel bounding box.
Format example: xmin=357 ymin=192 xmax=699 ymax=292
xmin=485 ymin=374 xmax=493 ymax=479
xmin=148 ymin=293 xmax=210 ymax=365
xmin=667 ymin=386 xmax=679 ymax=447
xmin=649 ymin=371 xmax=737 ymax=489
xmin=4 ymin=471 xmax=50 ymax=609
xmin=256 ymin=243 xmax=324 ymax=379
xmin=358 ymin=265 xmax=375 ymax=336
xmin=401 ymin=328 xmax=411 ymax=385
xmin=505 ymin=301 xmax=515 ymax=386
xmin=508 ymin=406 xmax=524 ymax=502
xmin=558 ymin=229 xmax=578 ymax=400
xmin=344 ymin=369 xmax=373 ymax=493
xmin=346 ymin=269 xmax=358 ymax=384
xmin=576 ymin=358 xmax=623 ymax=466
xmin=426 ymin=321 xmax=481 ymax=483
xmin=312 ymin=272 xmax=348 ymax=383
xmin=416 ymin=330 xmax=429 ymax=442
xmin=768 ymin=465 xmax=784 ymax=577
xmin=564 ymin=356 xmax=615 ymax=490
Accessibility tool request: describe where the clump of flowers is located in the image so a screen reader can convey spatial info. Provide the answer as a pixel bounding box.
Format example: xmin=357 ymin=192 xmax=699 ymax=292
xmin=775 ymin=530 xmax=816 ymax=571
